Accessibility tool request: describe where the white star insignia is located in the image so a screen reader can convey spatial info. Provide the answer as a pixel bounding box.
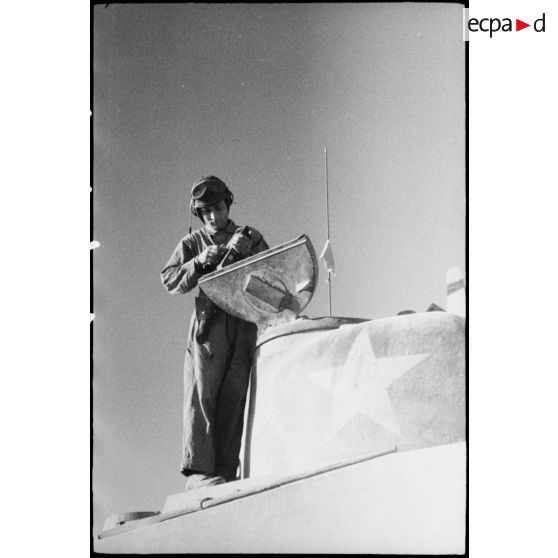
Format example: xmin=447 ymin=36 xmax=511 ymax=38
xmin=308 ymin=329 xmax=430 ymax=438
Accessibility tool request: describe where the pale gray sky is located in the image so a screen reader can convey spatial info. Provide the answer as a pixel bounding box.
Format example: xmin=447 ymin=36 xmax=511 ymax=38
xmin=93 ymin=3 xmax=465 ymax=534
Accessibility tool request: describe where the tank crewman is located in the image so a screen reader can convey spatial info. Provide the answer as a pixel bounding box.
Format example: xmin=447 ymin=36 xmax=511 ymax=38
xmin=161 ymin=176 xmax=269 ymax=490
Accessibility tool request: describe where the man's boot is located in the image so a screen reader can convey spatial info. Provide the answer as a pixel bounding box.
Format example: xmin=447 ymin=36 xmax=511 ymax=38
xmin=184 ymin=473 xmax=226 ymax=491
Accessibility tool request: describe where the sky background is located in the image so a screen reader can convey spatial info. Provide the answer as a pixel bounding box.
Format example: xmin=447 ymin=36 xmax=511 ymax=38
xmin=93 ymin=3 xmax=465 ymax=534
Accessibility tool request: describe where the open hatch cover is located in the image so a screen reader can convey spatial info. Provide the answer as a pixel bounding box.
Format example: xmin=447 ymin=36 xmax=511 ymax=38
xmin=198 ymin=234 xmax=319 ymax=327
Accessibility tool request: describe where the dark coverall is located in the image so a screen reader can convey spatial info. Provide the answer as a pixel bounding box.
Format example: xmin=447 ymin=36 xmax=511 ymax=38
xmin=161 ymin=219 xmax=269 ymax=481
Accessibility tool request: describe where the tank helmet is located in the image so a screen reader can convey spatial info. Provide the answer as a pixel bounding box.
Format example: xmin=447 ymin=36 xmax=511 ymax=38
xmin=190 ymin=176 xmax=233 ymax=217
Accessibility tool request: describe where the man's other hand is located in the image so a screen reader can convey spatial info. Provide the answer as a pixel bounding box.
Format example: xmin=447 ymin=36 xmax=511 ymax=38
xmin=229 ymin=232 xmax=251 ymax=256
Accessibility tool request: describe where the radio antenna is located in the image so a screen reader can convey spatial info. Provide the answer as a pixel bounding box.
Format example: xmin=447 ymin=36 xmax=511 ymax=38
xmin=324 ymin=147 xmax=332 ymax=316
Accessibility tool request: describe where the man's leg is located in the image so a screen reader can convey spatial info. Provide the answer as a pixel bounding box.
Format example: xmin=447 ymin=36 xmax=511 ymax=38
xmin=214 ymin=318 xmax=257 ymax=481
xmin=181 ymin=311 xmax=230 ymax=480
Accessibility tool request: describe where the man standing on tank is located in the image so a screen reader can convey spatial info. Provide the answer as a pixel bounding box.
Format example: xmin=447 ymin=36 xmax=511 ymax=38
xmin=161 ymin=176 xmax=269 ymax=490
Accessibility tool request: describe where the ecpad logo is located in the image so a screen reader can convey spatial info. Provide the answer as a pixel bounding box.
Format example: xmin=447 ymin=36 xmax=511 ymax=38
xmin=466 ymin=12 xmax=546 ymax=38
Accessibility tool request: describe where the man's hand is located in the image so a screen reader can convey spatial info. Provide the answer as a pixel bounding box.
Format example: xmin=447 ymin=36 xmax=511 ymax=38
xmin=195 ymin=245 xmax=226 ymax=268
xmin=228 ymin=231 xmax=251 ymax=256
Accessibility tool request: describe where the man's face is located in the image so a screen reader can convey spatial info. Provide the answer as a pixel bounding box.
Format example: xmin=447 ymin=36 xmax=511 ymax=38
xmin=198 ymin=200 xmax=229 ymax=233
